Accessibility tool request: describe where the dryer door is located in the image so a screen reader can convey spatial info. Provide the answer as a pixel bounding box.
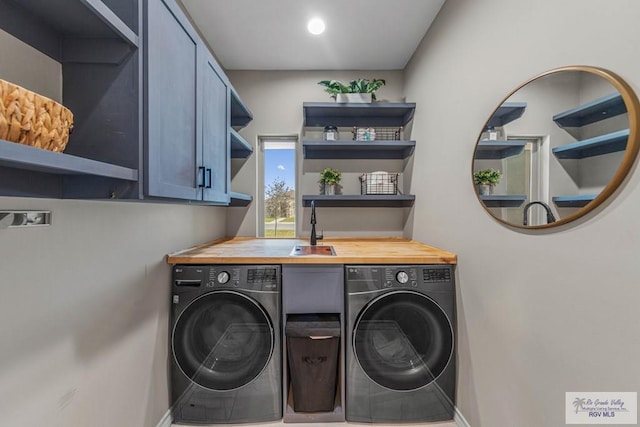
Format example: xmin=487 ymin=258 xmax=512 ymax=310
xmin=353 ymin=290 xmax=453 ymax=391
xmin=173 ymin=290 xmax=274 ymax=391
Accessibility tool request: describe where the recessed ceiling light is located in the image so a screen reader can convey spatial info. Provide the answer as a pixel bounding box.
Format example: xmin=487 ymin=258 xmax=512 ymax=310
xmin=307 ymin=18 xmax=325 ymax=35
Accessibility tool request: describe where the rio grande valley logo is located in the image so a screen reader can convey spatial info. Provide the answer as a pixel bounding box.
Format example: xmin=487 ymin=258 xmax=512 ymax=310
xmin=566 ymin=392 xmax=637 ymax=424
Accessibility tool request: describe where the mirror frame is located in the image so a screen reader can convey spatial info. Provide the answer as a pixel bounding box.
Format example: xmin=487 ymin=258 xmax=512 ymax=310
xmin=472 ymin=65 xmax=640 ymax=229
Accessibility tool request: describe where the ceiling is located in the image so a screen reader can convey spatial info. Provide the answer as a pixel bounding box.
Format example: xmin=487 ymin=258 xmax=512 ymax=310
xmin=179 ymin=0 xmax=446 ymax=71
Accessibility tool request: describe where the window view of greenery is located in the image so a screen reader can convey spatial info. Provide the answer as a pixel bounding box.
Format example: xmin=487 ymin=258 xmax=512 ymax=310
xmin=263 ymin=142 xmax=295 ymax=238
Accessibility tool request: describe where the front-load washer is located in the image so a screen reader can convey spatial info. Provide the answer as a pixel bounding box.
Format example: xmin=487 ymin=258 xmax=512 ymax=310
xmin=171 ymin=265 xmax=281 ymax=424
xmin=345 ymin=265 xmax=455 ymax=423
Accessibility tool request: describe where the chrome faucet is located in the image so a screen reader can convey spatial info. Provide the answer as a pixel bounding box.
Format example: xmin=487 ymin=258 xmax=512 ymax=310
xmin=523 ymin=201 xmax=556 ymax=226
xmin=310 ymin=200 xmax=323 ymax=245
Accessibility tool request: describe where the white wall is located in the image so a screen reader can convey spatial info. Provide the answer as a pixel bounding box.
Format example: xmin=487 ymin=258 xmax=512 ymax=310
xmin=226 ymin=70 xmax=406 ymax=238
xmin=0 ymin=31 xmax=227 ymax=427
xmin=404 ymin=0 xmax=640 ymax=425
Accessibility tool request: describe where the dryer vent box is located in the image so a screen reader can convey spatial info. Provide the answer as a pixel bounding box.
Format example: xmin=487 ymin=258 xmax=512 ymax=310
xmin=286 ymin=314 xmax=340 ymax=413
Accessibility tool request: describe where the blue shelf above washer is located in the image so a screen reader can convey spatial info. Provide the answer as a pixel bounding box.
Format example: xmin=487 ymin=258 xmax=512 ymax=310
xmin=480 ymin=195 xmax=527 ymax=208
xmin=486 ymin=102 xmax=527 ymax=129
xmin=475 ymin=140 xmax=527 ymax=159
xmin=303 ymin=102 xmax=416 ymax=127
xmin=230 ymin=129 xmax=253 ymax=158
xmin=302 ymin=140 xmax=415 ymax=159
xmin=553 ymin=93 xmax=626 ymax=127
xmin=552 ymin=129 xmax=629 ymax=159
xmin=230 ymin=88 xmax=253 ymax=128
xmin=302 ymin=194 xmax=415 ymax=208
xmin=552 ymin=194 xmax=596 ymax=208
xmin=229 ymin=192 xmax=253 ymax=206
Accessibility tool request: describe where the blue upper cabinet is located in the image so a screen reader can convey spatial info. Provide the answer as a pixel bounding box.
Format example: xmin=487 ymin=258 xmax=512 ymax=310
xmin=145 ymin=0 xmax=200 ymax=200
xmin=0 ymin=0 xmax=142 ymax=199
xmin=145 ymin=0 xmax=238 ymax=204
xmin=0 ymin=0 xmax=138 ymax=62
xmin=201 ymin=52 xmax=230 ymax=204
xmin=0 ymin=0 xmax=247 ymax=203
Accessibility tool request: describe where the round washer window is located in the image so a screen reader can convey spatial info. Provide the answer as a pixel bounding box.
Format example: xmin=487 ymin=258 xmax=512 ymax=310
xmin=173 ymin=290 xmax=274 ymax=391
xmin=353 ymin=291 xmax=453 ymax=391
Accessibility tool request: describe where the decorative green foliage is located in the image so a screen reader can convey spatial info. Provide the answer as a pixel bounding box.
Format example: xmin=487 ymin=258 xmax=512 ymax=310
xmin=473 ymin=168 xmax=502 ymax=185
xmin=318 ymin=78 xmax=386 ymax=100
xmin=319 ymin=167 xmax=342 ymax=184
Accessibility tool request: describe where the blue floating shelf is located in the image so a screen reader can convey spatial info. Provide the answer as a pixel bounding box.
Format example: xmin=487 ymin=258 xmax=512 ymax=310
xmin=486 ymin=102 xmax=527 ymax=129
xmin=552 ymin=129 xmax=629 ymax=159
xmin=553 ymin=93 xmax=626 ymax=127
xmin=230 ymin=129 xmax=253 ymax=158
xmin=0 ymin=139 xmax=138 ymax=181
xmin=552 ymin=194 xmax=596 ymax=208
xmin=480 ymin=195 xmax=527 ymax=208
xmin=0 ymin=0 xmax=139 ymax=62
xmin=302 ymin=195 xmax=415 ymax=208
xmin=230 ymin=88 xmax=253 ymax=128
xmin=475 ymin=140 xmax=527 ymax=159
xmin=302 ymin=140 xmax=415 ymax=159
xmin=303 ymin=102 xmax=416 ymax=127
xmin=229 ymin=191 xmax=253 ymax=206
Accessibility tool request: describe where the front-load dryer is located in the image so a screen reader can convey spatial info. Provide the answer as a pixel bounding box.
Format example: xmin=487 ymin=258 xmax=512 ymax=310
xmin=345 ymin=265 xmax=455 ymax=423
xmin=171 ymin=265 xmax=281 ymax=424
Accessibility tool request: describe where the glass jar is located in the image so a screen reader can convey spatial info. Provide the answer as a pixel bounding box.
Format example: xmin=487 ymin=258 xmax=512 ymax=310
xmin=323 ymin=126 xmax=339 ymax=141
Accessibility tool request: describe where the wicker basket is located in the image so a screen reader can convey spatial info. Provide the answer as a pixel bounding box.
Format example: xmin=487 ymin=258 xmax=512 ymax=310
xmin=0 ymin=78 xmax=74 ymax=152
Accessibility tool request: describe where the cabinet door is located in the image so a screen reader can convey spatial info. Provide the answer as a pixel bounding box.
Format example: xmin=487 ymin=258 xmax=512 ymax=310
xmin=146 ymin=0 xmax=201 ymax=200
xmin=201 ymin=54 xmax=230 ymax=203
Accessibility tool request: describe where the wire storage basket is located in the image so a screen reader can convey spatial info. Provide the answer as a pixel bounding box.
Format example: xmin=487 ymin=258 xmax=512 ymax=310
xmin=352 ymin=126 xmax=403 ymax=141
xmin=360 ymin=172 xmax=400 ymax=195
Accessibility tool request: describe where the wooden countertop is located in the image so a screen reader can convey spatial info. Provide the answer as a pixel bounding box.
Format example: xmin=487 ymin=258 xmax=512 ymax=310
xmin=166 ymin=237 xmax=457 ymax=265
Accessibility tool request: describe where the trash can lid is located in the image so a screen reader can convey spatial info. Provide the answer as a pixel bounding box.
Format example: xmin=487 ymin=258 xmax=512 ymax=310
xmin=285 ymin=314 xmax=340 ymax=337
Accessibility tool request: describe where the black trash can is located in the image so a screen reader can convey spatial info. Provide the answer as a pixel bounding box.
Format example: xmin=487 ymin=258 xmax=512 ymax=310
xmin=285 ymin=314 xmax=340 ymax=412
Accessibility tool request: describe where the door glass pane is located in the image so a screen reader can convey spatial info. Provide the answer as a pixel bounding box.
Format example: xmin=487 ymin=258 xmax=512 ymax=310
xmin=354 ymin=292 xmax=453 ymax=391
xmin=173 ymin=292 xmax=273 ymax=390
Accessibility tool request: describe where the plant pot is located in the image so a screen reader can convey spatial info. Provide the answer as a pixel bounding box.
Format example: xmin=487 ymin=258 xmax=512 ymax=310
xmin=323 ymin=183 xmax=337 ymax=195
xmin=336 ymin=93 xmax=372 ymax=103
xmin=477 ymin=184 xmax=494 ymax=195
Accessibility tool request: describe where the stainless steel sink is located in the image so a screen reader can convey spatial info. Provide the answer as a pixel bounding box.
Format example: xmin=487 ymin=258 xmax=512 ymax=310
xmin=290 ymin=245 xmax=336 ymax=256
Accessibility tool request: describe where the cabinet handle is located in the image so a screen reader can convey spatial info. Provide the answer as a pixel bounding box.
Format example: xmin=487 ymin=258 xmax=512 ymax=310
xmin=198 ymin=166 xmax=206 ymax=188
xmin=206 ymin=168 xmax=212 ymax=188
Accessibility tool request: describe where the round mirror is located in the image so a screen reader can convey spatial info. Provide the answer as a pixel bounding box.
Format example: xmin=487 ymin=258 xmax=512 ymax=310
xmin=472 ymin=66 xmax=640 ymax=228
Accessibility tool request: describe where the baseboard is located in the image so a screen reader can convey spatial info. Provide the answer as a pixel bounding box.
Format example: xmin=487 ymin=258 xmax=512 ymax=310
xmin=454 ymin=406 xmax=471 ymax=427
xmin=155 ymin=409 xmax=172 ymax=427
xmin=157 ymin=405 xmax=465 ymax=427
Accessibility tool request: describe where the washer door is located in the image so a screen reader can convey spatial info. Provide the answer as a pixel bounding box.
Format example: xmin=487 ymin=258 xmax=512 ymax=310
xmin=353 ymin=290 xmax=453 ymax=391
xmin=173 ymin=290 xmax=274 ymax=391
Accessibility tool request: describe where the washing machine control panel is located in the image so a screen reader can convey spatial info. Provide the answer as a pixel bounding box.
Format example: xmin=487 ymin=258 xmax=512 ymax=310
xmin=207 ymin=267 xmax=241 ymax=287
xmin=384 ymin=267 xmax=418 ymax=288
xmin=173 ymin=265 xmax=280 ymax=291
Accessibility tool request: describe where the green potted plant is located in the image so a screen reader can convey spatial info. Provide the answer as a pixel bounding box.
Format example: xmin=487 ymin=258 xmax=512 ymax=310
xmin=319 ymin=167 xmax=342 ymax=195
xmin=473 ymin=168 xmax=502 ymax=195
xmin=317 ymin=78 xmax=386 ymax=103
